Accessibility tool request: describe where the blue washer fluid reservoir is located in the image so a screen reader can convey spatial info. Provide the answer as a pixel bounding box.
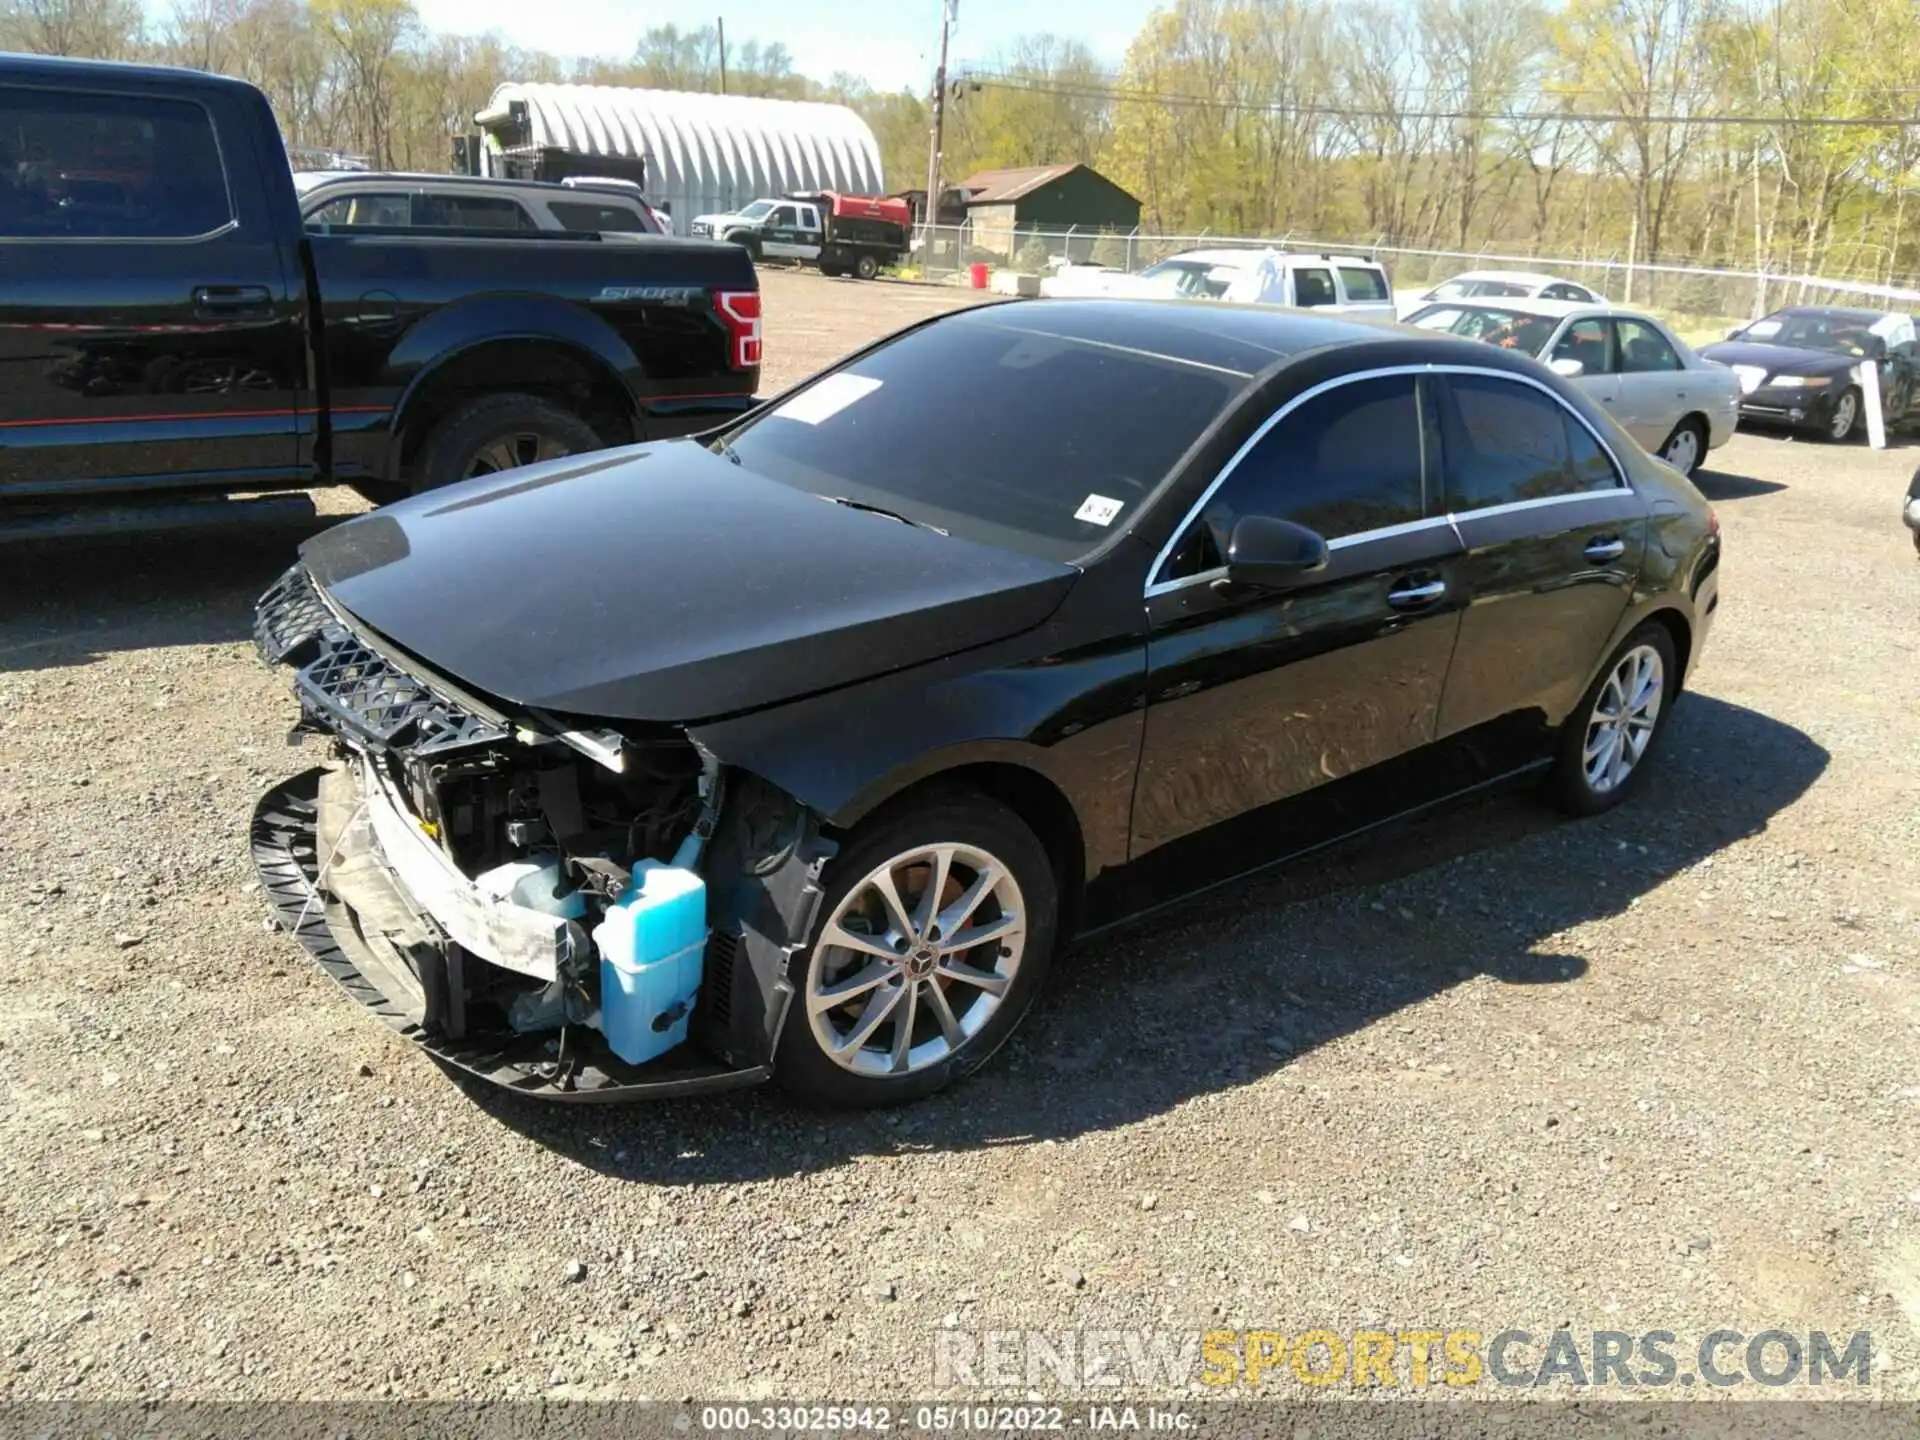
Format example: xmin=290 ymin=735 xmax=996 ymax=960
xmin=591 ymin=860 xmax=708 ymax=1065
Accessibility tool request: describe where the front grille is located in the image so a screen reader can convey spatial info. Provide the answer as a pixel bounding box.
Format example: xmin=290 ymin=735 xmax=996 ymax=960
xmin=257 ymin=565 xmax=508 ymax=757
xmin=254 ymin=564 xmax=336 ymax=667
xmin=296 ymin=633 xmax=509 ymax=756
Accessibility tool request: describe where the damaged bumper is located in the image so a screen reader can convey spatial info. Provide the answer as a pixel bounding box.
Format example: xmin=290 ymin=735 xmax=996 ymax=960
xmin=251 ymin=766 xmax=771 ymax=1101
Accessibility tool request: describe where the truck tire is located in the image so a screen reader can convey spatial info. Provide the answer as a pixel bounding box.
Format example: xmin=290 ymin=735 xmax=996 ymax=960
xmin=726 ymin=232 xmax=761 ymax=263
xmin=411 ymin=393 xmax=603 ymax=495
xmin=854 ymin=252 xmax=880 ymax=281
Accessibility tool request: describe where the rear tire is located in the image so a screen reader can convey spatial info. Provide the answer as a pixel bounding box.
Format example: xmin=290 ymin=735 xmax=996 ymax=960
xmin=1656 ymin=416 xmax=1707 ymax=477
xmin=1545 ymin=623 xmax=1679 ymax=817
xmin=854 ymin=252 xmax=881 ymax=281
xmin=411 ymin=393 xmax=603 ymax=494
xmin=773 ymin=791 xmax=1057 ymax=1108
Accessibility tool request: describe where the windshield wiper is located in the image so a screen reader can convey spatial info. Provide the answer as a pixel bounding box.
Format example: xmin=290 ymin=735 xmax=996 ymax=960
xmin=824 ymin=495 xmax=948 ymax=535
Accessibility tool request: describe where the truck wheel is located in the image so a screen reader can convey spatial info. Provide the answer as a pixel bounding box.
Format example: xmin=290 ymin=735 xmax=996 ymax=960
xmin=854 ymin=253 xmax=880 ymax=280
xmin=727 ymin=233 xmax=761 ymax=263
xmin=412 ymin=393 xmax=603 ymax=494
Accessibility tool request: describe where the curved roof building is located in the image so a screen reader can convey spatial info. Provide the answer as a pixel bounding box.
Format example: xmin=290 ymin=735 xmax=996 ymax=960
xmin=475 ymin=83 xmax=885 ymax=235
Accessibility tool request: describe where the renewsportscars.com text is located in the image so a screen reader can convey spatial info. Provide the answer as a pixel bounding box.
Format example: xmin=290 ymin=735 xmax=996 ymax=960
xmin=932 ymin=1328 xmax=1872 ymax=1390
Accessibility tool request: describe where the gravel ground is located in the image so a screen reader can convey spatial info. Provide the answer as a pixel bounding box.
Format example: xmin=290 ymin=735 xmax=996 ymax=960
xmin=1 ymin=269 xmax=1917 ymax=1406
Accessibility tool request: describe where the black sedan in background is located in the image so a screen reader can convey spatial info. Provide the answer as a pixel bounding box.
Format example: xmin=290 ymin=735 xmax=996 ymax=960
xmin=253 ymin=300 xmax=1721 ymax=1108
xmin=1701 ymin=306 xmax=1920 ymax=440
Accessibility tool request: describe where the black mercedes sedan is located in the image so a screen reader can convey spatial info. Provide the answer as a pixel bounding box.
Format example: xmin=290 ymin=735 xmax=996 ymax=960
xmin=1700 ymin=306 xmax=1920 ymax=440
xmin=251 ymin=300 xmax=1720 ymax=1108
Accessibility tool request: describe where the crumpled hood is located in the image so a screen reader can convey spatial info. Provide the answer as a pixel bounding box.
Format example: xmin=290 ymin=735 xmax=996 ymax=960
xmin=1698 ymin=340 xmax=1863 ymax=376
xmin=298 ymin=442 xmax=1078 ymax=723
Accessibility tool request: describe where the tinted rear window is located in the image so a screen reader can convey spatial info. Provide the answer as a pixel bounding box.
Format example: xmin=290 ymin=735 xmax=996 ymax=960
xmin=722 ymin=313 xmax=1247 ymax=562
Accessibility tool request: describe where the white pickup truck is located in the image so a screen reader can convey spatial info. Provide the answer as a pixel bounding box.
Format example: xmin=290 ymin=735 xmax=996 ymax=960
xmin=1041 ymin=248 xmax=1396 ymax=315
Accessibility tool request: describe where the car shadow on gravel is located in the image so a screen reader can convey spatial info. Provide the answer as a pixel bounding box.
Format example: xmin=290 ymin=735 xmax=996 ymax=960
xmin=463 ymin=692 xmax=1827 ymax=1184
xmin=1694 ymin=467 xmax=1787 ymax=500
xmin=0 ymin=520 xmax=324 ymax=672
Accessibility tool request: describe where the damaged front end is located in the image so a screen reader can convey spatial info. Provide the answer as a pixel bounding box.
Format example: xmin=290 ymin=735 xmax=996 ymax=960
xmin=248 ymin=565 xmax=835 ymax=1100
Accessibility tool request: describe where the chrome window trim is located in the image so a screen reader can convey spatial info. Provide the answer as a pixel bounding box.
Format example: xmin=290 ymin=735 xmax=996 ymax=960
xmin=1143 ymin=361 xmax=1631 ymax=599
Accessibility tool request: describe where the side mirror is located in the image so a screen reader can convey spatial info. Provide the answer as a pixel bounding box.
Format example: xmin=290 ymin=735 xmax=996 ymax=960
xmin=1725 ymin=325 xmax=1745 ymax=342
xmin=1548 ymin=356 xmax=1585 ymax=378
xmin=1865 ymin=335 xmax=1889 ymax=360
xmin=1223 ymin=514 xmax=1329 ymax=589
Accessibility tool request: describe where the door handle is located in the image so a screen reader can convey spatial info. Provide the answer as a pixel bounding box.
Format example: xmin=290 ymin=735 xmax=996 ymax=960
xmin=1386 ymin=578 xmax=1447 ymax=608
xmin=1584 ymin=536 xmax=1626 ymax=563
xmin=192 ymin=285 xmax=272 ymax=316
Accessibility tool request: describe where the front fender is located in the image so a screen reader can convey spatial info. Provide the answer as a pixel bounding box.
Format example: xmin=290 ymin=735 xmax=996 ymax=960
xmin=687 ymin=632 xmax=1149 ymax=890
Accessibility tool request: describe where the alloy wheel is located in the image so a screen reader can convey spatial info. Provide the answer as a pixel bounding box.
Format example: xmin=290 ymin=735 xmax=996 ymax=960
xmin=1583 ymin=643 xmax=1664 ymax=795
xmin=464 ymin=430 xmax=573 ymax=478
xmin=1829 ymin=391 xmax=1859 ymax=440
xmin=806 ymin=843 xmax=1026 ymax=1077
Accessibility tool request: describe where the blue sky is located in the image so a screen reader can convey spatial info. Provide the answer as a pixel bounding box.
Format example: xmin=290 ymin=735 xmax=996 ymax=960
xmin=410 ymin=0 xmax=1155 ymax=93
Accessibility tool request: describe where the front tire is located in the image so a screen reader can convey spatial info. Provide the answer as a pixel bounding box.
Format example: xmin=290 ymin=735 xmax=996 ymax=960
xmin=1545 ymin=623 xmax=1679 ymax=817
xmin=1657 ymin=416 xmax=1707 ymax=476
xmin=1823 ymin=387 xmax=1861 ymax=442
xmin=774 ymin=793 xmax=1057 ymax=1108
xmin=412 ymin=392 xmax=602 ymax=494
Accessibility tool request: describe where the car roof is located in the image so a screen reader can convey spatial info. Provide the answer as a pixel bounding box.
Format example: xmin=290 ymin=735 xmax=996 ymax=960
xmin=1406 ymin=296 xmax=1643 ymax=322
xmin=1163 ymin=249 xmax=1383 ymax=270
xmin=291 ymin=171 xmax=645 ymax=201
xmin=1768 ymin=305 xmax=1890 ymax=322
xmin=1435 ymin=270 xmax=1585 ymax=290
xmin=950 ymin=298 xmax=1422 ymax=379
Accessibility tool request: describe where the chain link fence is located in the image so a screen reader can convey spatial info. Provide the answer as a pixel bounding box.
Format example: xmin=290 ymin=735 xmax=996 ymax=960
xmin=910 ymin=222 xmax=1920 ymax=340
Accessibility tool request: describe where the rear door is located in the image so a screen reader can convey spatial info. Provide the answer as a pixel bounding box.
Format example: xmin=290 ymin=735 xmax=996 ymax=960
xmin=1133 ymin=372 xmax=1464 ymax=862
xmin=1609 ymin=316 xmax=1688 ymax=449
xmin=1335 ymin=263 xmax=1394 ymax=314
xmin=1432 ymin=371 xmax=1646 ymax=765
xmin=0 ymin=80 xmax=305 ymax=499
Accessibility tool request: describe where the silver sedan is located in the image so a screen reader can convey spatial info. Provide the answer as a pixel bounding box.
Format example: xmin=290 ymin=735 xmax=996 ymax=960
xmin=1405 ymin=299 xmax=1741 ymax=477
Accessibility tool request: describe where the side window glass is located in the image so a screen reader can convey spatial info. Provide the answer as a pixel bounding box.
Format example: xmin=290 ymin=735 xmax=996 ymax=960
xmin=1565 ymin=413 xmax=1623 ymax=493
xmin=417 ymin=194 xmax=536 ymax=229
xmin=1550 ymin=318 xmax=1612 ymax=374
xmin=548 ymin=200 xmax=643 ymax=232
xmin=0 ymin=86 xmax=231 ymax=239
xmin=1615 ymin=318 xmax=1682 ymax=372
xmin=772 ymin=205 xmax=798 ymax=227
xmin=1337 ymin=266 xmax=1389 ymax=302
xmin=1440 ymin=374 xmax=1583 ymax=511
xmin=1292 ymin=267 xmax=1337 ymax=307
xmin=1163 ymin=375 xmax=1425 ymax=579
xmin=309 ymin=192 xmax=411 ymax=228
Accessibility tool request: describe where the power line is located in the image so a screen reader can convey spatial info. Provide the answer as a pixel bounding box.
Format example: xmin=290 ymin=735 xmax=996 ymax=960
xmin=955 ymin=71 xmax=1920 ymax=129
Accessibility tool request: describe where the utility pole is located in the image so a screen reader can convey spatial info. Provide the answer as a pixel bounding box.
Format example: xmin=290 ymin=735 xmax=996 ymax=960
xmin=717 ymin=17 xmax=727 ymax=94
xmin=922 ymin=0 xmax=951 ymax=250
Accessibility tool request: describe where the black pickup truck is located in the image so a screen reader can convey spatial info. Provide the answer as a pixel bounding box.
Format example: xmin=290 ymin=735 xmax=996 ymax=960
xmin=0 ymin=55 xmax=762 ymax=540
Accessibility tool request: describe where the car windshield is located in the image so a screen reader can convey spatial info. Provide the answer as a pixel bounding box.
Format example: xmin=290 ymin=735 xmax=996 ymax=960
xmin=718 ymin=310 xmax=1248 ymax=562
xmin=1738 ymin=310 xmax=1886 ymax=357
xmin=1408 ymin=305 xmax=1560 ymax=356
xmin=1139 ymin=259 xmax=1234 ymax=298
xmin=737 ymin=200 xmax=776 ymax=220
xmin=1430 ymin=277 xmax=1533 ymax=300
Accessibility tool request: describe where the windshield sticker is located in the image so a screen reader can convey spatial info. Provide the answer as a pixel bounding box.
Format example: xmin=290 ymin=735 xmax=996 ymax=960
xmin=1075 ymin=494 xmax=1125 ymax=526
xmin=773 ymin=373 xmax=882 ymax=425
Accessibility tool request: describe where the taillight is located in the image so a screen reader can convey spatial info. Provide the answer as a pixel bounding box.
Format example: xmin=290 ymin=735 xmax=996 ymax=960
xmin=715 ymin=291 xmax=762 ymax=370
xmin=1707 ymin=507 xmax=1720 ymax=538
